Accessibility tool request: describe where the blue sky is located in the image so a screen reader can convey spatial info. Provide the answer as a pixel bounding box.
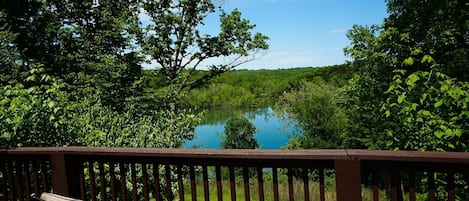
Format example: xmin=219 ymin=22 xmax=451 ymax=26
xmin=209 ymin=0 xmax=388 ymax=69
xmin=141 ymin=0 xmax=388 ymax=70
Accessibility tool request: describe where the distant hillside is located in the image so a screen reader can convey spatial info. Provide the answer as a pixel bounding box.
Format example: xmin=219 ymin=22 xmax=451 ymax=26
xmin=143 ymin=64 xmax=353 ymax=108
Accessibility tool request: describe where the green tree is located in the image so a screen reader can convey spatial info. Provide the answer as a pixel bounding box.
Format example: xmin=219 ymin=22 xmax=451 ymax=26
xmin=1 ymin=0 xmax=269 ymax=149
xmin=0 ymin=16 xmax=21 ymax=86
xmin=383 ymin=55 xmax=469 ymax=151
xmin=220 ymin=116 xmax=259 ymax=149
xmin=141 ymin=0 xmax=269 ymax=92
xmin=343 ymin=0 xmax=469 ymax=151
xmin=0 ymin=0 xmax=142 ymax=110
xmin=276 ymin=81 xmax=348 ymax=149
xmin=0 ymin=67 xmax=201 ymax=148
xmin=188 ymin=83 xmax=258 ymax=108
xmin=0 ymin=0 xmax=205 ymax=148
xmin=0 ymin=67 xmax=80 ymax=148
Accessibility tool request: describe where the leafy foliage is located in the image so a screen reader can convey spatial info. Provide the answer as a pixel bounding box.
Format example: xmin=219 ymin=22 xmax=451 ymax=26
xmin=0 ymin=67 xmax=201 ymax=148
xmin=343 ymin=0 xmax=469 ymax=151
xmin=184 ymin=65 xmax=352 ymax=108
xmin=72 ymin=100 xmax=199 ymax=148
xmin=0 ymin=0 xmax=142 ymax=110
xmin=220 ymin=116 xmax=259 ymax=149
xmin=188 ymin=83 xmax=258 ymax=108
xmin=141 ymin=0 xmax=269 ymax=91
xmin=0 ymin=67 xmax=79 ymax=147
xmin=1 ymin=0 xmax=270 ymax=148
xmin=276 ymin=81 xmax=348 ymax=149
xmin=383 ymin=55 xmax=469 ymax=151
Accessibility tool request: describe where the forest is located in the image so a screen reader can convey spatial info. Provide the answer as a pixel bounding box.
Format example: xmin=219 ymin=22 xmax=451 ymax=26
xmin=0 ymin=0 xmax=468 ymax=154
xmin=144 ymin=64 xmax=352 ymax=108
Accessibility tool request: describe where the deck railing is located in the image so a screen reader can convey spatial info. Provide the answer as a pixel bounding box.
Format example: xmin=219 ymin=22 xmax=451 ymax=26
xmin=1 ymin=147 xmax=469 ymax=201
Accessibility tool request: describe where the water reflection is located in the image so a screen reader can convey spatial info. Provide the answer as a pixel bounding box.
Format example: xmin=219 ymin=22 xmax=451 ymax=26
xmin=184 ymin=107 xmax=298 ymax=149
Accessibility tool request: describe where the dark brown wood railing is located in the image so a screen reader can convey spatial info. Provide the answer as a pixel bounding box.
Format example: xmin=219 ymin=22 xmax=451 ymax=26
xmin=1 ymin=147 xmax=468 ymax=201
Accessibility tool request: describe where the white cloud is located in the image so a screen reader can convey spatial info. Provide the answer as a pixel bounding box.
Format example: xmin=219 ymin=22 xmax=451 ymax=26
xmin=142 ymin=49 xmax=346 ymax=70
xmin=234 ymin=49 xmax=346 ymax=69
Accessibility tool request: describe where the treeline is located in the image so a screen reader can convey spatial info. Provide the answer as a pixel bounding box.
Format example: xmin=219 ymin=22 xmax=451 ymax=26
xmin=147 ymin=64 xmax=352 ymax=108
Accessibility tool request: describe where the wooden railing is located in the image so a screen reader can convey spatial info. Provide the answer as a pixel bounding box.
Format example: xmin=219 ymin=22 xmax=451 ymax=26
xmin=1 ymin=147 xmax=469 ymax=201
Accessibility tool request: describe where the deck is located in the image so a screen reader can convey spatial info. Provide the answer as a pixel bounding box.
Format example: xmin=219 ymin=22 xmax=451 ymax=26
xmin=1 ymin=147 xmax=469 ymax=201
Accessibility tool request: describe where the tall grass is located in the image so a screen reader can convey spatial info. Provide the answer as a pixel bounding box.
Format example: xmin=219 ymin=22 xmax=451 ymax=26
xmin=179 ymin=179 xmax=388 ymax=201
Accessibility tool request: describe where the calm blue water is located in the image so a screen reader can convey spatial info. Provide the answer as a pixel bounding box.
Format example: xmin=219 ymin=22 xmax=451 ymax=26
xmin=184 ymin=107 xmax=298 ymax=149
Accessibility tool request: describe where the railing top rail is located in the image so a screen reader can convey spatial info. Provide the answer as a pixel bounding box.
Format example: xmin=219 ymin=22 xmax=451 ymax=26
xmin=2 ymin=147 xmax=468 ymax=164
xmin=1 ymin=147 xmax=348 ymax=160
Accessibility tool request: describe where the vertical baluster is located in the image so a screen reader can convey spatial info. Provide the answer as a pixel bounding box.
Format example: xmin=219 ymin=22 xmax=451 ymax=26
xmin=202 ymin=166 xmax=209 ymax=201
xmin=229 ymin=167 xmax=236 ymax=201
xmin=31 ymin=161 xmax=39 ymax=197
xmin=189 ymin=166 xmax=197 ymax=201
xmin=243 ymin=167 xmax=250 ymax=201
xmin=372 ymin=170 xmax=379 ymax=201
xmin=272 ymin=168 xmax=279 ymax=201
xmin=287 ymin=168 xmax=294 ymax=201
xmin=153 ymin=163 xmax=161 ymax=201
xmin=79 ymin=162 xmax=86 ymax=201
xmin=428 ymin=172 xmax=436 ymax=201
xmin=303 ymin=168 xmax=309 ymax=201
xmin=98 ymin=162 xmax=106 ymax=201
xmin=0 ymin=162 xmax=5 ymax=201
xmin=408 ymin=171 xmax=416 ymax=201
xmin=88 ymin=162 xmax=96 ymax=201
xmin=109 ymin=162 xmax=117 ymax=201
xmin=1 ymin=161 xmax=8 ymax=201
xmin=447 ymin=172 xmax=455 ymax=201
xmin=177 ymin=165 xmax=185 ymax=201
xmin=319 ymin=168 xmax=325 ymax=201
xmin=131 ymin=163 xmax=138 ymax=201
xmin=7 ymin=162 xmax=14 ymax=201
xmin=215 ymin=166 xmax=223 ymax=201
xmin=15 ymin=162 xmax=24 ymax=201
xmin=40 ymin=161 xmax=48 ymax=192
xmin=165 ymin=165 xmax=172 ymax=201
xmin=23 ymin=162 xmax=31 ymax=201
xmin=390 ymin=170 xmax=401 ymax=201
xmin=464 ymin=172 xmax=469 ymax=201
xmin=215 ymin=166 xmax=222 ymax=201
xmin=119 ymin=163 xmax=127 ymax=201
xmin=142 ymin=164 xmax=149 ymax=201
xmin=257 ymin=167 xmax=265 ymax=201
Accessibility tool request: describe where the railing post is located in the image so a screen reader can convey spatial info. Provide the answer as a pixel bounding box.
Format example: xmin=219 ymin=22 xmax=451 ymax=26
xmin=335 ymin=159 xmax=362 ymax=201
xmin=50 ymin=154 xmax=81 ymax=198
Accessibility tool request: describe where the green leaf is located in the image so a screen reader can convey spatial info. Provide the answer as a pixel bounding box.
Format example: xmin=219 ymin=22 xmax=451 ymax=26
xmin=47 ymin=101 xmax=56 ymax=108
xmin=26 ymin=75 xmax=36 ymax=82
xmin=2 ymin=132 xmax=11 ymax=139
xmin=434 ymin=99 xmax=444 ymax=108
xmin=419 ymin=110 xmax=431 ymax=116
xmin=410 ymin=48 xmax=423 ymax=56
xmin=421 ymin=55 xmax=434 ymax=64
xmin=434 ymin=131 xmax=443 ymax=138
xmin=385 ymin=110 xmax=391 ymax=117
xmin=397 ymin=94 xmax=406 ymax=104
xmin=440 ymin=84 xmax=449 ymax=92
xmin=403 ymin=57 xmax=414 ymax=66
xmin=406 ymin=74 xmax=420 ymax=87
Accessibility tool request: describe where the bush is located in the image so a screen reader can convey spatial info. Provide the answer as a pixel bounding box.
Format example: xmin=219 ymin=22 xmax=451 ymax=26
xmin=220 ymin=116 xmax=259 ymax=149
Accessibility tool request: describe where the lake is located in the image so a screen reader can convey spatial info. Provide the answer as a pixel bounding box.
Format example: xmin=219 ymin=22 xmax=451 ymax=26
xmin=183 ymin=107 xmax=299 ymax=149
